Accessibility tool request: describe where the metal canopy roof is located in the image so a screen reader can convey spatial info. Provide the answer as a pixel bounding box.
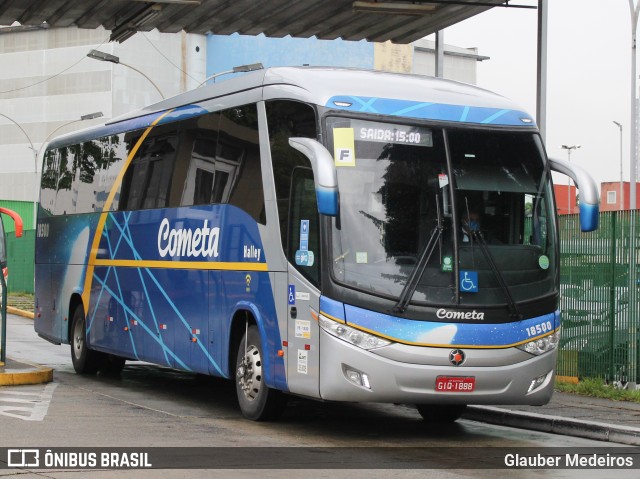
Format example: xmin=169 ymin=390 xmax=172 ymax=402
xmin=0 ymin=0 xmax=514 ymax=44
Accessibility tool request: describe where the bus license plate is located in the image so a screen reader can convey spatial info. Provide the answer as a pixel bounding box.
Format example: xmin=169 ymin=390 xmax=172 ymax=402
xmin=435 ymin=376 xmax=475 ymax=392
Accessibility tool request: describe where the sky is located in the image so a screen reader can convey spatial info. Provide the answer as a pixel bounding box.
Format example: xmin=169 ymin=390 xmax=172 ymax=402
xmin=431 ymin=0 xmax=632 ymax=186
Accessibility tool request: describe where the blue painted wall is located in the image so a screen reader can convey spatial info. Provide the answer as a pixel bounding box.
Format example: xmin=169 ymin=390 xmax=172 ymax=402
xmin=206 ymin=34 xmax=374 ymax=78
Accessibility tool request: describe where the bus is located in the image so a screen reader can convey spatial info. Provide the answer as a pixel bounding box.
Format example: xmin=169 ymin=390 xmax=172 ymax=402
xmin=34 ymin=67 xmax=599 ymax=422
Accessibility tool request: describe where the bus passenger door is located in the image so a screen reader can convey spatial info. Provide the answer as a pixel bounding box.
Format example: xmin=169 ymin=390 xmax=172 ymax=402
xmin=286 ymin=167 xmax=321 ymax=398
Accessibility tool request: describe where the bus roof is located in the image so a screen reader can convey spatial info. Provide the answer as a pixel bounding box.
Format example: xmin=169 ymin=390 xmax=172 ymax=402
xmin=47 ymin=67 xmax=535 ymax=150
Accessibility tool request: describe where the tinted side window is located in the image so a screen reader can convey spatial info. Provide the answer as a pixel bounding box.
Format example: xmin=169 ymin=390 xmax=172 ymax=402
xmin=40 ymin=148 xmax=66 ymax=215
xmin=266 ymin=100 xmax=317 ymax=247
xmin=95 ymin=134 xmax=128 ymax=212
xmin=180 ymin=112 xmax=221 ymax=207
xmin=288 ymin=167 xmax=320 ymax=286
xmin=50 ymin=146 xmax=75 ymax=216
xmin=42 ymin=134 xmax=129 ymax=216
xmin=218 ymin=105 xmax=265 ymax=224
xmin=119 ymin=132 xmax=178 ymax=211
xmin=179 ymin=106 xmax=264 ymax=223
xmin=75 ymin=135 xmax=126 ymax=213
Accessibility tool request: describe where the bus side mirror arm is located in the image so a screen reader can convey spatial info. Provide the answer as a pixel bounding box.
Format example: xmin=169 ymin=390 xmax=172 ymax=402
xmin=288 ymin=137 xmax=339 ymax=216
xmin=548 ymin=156 xmax=599 ymax=232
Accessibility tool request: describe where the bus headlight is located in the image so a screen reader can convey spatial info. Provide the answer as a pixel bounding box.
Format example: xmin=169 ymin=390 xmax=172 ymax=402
xmin=517 ymin=329 xmax=561 ymax=356
xmin=319 ymin=315 xmax=391 ymax=350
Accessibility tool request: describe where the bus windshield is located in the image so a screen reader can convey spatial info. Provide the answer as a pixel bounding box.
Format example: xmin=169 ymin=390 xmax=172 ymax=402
xmin=327 ymin=117 xmax=557 ymax=310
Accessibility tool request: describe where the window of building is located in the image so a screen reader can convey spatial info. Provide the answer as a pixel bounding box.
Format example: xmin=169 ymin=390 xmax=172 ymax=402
xmin=607 ymin=190 xmax=617 ymax=205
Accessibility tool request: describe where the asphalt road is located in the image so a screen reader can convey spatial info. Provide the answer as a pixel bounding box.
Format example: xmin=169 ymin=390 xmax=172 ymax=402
xmin=0 ymin=314 xmax=635 ymax=479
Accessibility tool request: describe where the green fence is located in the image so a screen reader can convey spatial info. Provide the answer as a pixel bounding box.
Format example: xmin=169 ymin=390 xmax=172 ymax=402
xmin=557 ymin=211 xmax=639 ymax=385
xmin=0 ymin=200 xmax=34 ymax=234
xmin=0 ymin=200 xmax=35 ymax=294
xmin=5 ymin=230 xmax=34 ymax=294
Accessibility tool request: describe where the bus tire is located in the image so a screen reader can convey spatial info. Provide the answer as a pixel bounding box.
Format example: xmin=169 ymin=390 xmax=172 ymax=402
xmin=416 ymin=404 xmax=467 ymax=423
xmin=70 ymin=305 xmax=102 ymax=374
xmin=235 ymin=325 xmax=286 ymax=421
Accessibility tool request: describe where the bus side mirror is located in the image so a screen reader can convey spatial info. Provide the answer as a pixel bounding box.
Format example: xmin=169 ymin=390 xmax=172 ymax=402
xmin=549 ymin=157 xmax=599 ymax=232
xmin=288 ymin=137 xmax=339 ymax=216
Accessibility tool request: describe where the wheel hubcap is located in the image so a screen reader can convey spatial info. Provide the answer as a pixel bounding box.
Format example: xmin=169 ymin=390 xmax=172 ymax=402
xmin=237 ymin=344 xmax=262 ymax=401
xmin=73 ymin=319 xmax=84 ymax=360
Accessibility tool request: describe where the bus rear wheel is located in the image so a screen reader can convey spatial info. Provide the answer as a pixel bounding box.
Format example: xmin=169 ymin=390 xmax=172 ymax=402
xmin=70 ymin=305 xmax=102 ymax=374
xmin=416 ymin=404 xmax=467 ymax=423
xmin=235 ymin=325 xmax=286 ymax=421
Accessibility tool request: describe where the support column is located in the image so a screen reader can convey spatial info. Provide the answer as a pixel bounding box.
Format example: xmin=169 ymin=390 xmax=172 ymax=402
xmin=435 ymin=30 xmax=444 ymax=78
xmin=536 ymin=0 xmax=548 ymax=141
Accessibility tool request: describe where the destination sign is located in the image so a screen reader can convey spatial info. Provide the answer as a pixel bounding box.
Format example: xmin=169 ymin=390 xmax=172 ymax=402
xmin=353 ymin=120 xmax=433 ymax=147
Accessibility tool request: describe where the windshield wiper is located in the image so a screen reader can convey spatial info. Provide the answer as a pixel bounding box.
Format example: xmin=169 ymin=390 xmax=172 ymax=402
xmin=392 ymin=196 xmax=443 ymax=314
xmin=471 ymin=230 xmax=522 ymax=320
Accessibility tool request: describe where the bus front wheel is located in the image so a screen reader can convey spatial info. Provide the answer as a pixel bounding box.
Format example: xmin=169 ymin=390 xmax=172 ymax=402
xmin=416 ymin=404 xmax=467 ymax=423
xmin=235 ymin=325 xmax=286 ymax=421
xmin=70 ymin=305 xmax=102 ymax=374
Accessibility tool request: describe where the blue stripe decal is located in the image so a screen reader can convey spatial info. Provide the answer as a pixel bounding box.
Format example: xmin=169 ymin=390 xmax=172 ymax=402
xmin=97 ymin=209 xmax=228 ymax=375
xmin=394 ymin=102 xmax=435 ymax=116
xmin=155 ymin=105 xmax=210 ymax=126
xmin=92 ymin=273 xmax=190 ymax=370
xmin=48 ymin=105 xmax=210 ymax=149
xmin=82 ymin=205 xmax=283 ymax=381
xmin=480 ymin=109 xmax=509 ymax=124
xmin=327 ymin=96 xmax=535 ymax=127
xmin=460 ymin=106 xmax=470 ymax=122
xmin=343 ymin=303 xmax=559 ymax=348
xmin=320 ymin=296 xmax=346 ymax=322
xmin=351 ymin=96 xmax=379 ymax=113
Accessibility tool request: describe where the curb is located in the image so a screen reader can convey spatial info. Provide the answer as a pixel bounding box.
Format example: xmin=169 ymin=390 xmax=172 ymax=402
xmin=0 ymin=358 xmax=53 ymax=386
xmin=6 ymin=306 xmax=34 ymax=319
xmin=465 ymin=405 xmax=640 ymax=446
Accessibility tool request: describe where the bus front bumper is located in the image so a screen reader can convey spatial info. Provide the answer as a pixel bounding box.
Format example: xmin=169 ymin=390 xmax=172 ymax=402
xmin=319 ymin=329 xmax=556 ymax=406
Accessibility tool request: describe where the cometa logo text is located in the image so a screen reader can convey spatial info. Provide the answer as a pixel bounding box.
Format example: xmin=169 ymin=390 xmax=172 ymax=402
xmin=436 ymin=308 xmax=485 ymax=320
xmin=157 ymin=218 xmax=220 ymax=259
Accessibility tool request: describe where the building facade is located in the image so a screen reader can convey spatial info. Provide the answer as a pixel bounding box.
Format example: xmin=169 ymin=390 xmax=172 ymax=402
xmin=206 ymin=33 xmax=486 ymax=80
xmin=0 ymin=25 xmax=206 ymax=222
xmin=554 ymin=184 xmax=578 ymax=215
xmin=600 ymin=181 xmax=640 ymax=211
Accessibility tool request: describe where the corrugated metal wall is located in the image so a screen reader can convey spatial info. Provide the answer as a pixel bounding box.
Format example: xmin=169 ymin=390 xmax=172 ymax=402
xmin=0 ymin=200 xmax=34 ymax=233
xmin=5 ymin=230 xmax=34 ymax=294
xmin=0 ymin=200 xmax=34 ymax=293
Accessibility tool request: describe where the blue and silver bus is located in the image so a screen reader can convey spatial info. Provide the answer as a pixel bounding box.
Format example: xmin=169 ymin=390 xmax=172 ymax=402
xmin=35 ymin=67 xmax=599 ymax=422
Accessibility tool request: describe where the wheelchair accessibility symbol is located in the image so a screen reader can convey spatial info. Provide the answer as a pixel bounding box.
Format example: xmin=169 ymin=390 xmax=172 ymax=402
xmin=459 ymin=271 xmax=478 ymax=293
xmin=288 ymin=285 xmax=296 ymax=305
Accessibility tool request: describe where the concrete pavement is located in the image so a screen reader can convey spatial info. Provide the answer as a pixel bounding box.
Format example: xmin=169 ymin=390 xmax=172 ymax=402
xmin=3 ymin=308 xmax=640 ymax=445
